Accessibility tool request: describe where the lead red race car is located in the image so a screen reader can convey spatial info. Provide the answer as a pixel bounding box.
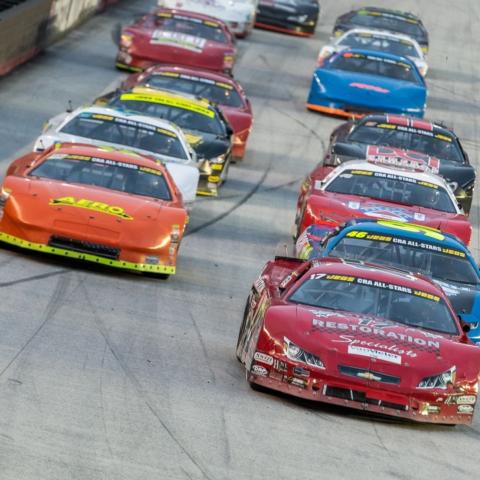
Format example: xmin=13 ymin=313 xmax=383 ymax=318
xmin=121 ymin=65 xmax=253 ymax=160
xmin=296 ymin=153 xmax=472 ymax=246
xmin=237 ymin=257 xmax=480 ymax=424
xmin=115 ymin=8 xmax=237 ymax=74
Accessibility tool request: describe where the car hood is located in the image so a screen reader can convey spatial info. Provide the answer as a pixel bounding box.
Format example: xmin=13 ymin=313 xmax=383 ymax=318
xmin=130 ymin=27 xmax=232 ymax=61
xmin=334 ymin=142 xmax=475 ymax=189
xmin=3 ymin=177 xmax=184 ymax=248
xmin=315 ymin=69 xmax=426 ymax=111
xmin=264 ymin=304 xmax=480 ymax=385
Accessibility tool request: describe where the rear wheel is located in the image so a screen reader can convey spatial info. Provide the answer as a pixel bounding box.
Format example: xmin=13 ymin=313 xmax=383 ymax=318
xmin=235 ymin=295 xmax=251 ymax=362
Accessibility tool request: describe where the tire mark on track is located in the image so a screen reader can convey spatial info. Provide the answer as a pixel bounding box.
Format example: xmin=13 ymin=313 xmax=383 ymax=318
xmin=0 ymin=269 xmax=66 ymax=288
xmin=79 ymin=278 xmax=214 ymax=480
xmin=186 ymin=162 xmax=272 ymax=236
xmin=0 ymin=273 xmax=70 ymax=378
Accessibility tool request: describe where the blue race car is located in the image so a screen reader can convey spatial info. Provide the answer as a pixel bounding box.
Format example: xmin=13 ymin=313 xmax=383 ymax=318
xmin=295 ymin=219 xmax=480 ymax=344
xmin=306 ymin=49 xmax=427 ymax=118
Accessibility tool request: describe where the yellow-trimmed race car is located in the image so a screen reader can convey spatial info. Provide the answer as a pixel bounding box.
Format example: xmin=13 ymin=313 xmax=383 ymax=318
xmin=96 ymin=86 xmax=234 ymax=196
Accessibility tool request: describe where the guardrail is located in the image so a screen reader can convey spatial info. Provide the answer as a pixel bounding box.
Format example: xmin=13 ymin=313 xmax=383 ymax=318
xmin=0 ymin=0 xmax=120 ymax=77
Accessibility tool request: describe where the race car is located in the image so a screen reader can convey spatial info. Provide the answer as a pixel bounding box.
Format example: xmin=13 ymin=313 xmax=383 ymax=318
xmin=317 ymin=28 xmax=428 ymax=76
xmin=158 ymin=0 xmax=257 ymax=37
xmin=333 ymin=7 xmax=429 ymax=54
xmin=295 ymin=219 xmax=480 ymax=344
xmin=236 ymin=257 xmax=480 ymax=424
xmin=255 ymin=0 xmax=320 ymax=37
xmin=0 ymin=143 xmax=188 ymax=277
xmin=324 ymin=114 xmax=475 ymax=213
xmin=295 ymin=159 xmax=472 ymax=245
xmin=306 ymin=49 xmax=427 ymax=118
xmin=96 ymin=87 xmax=233 ymax=196
xmin=33 ymin=106 xmax=200 ymax=205
xmin=121 ymin=65 xmax=253 ymax=160
xmin=115 ymin=8 xmax=236 ymax=74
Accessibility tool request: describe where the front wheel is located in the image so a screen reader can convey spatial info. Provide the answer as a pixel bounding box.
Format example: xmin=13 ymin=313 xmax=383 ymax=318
xmin=236 ymin=295 xmax=251 ymax=362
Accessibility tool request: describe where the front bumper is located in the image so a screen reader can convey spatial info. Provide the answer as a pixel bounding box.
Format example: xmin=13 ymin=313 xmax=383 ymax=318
xmin=248 ymin=354 xmax=476 ymax=425
xmin=0 ymin=231 xmax=176 ymax=275
xmin=196 ymin=156 xmax=230 ymax=197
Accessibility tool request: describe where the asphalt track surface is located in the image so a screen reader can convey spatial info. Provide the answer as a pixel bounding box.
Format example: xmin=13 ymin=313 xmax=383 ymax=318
xmin=0 ymin=1 xmax=478 ymax=479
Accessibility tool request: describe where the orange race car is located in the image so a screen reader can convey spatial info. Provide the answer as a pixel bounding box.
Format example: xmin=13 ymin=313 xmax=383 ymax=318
xmin=0 ymin=143 xmax=188 ymax=277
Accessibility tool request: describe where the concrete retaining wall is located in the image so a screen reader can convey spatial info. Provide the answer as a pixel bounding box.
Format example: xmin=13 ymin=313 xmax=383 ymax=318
xmin=0 ymin=0 xmax=120 ymax=76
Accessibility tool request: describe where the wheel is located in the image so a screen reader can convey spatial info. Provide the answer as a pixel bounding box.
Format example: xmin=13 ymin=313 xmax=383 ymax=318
xmin=235 ymin=295 xmax=251 ymax=362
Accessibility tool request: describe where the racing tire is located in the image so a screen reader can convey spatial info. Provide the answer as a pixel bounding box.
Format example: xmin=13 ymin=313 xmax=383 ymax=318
xmin=219 ymin=158 xmax=231 ymax=186
xmin=235 ymin=295 xmax=251 ymax=362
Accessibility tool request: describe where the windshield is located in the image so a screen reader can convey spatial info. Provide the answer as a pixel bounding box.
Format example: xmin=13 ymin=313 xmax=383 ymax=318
xmin=325 ymin=169 xmax=456 ymax=213
xmin=143 ymin=74 xmax=244 ymax=108
xmin=330 ymin=52 xmax=418 ymax=83
xmin=29 ymin=154 xmax=172 ymax=201
xmin=60 ymin=113 xmax=188 ymax=160
xmin=109 ymin=97 xmax=225 ymax=136
xmin=329 ymin=234 xmax=479 ymax=284
xmin=339 ymin=33 xmax=419 ymax=58
xmin=349 ymin=122 xmax=463 ymax=163
xmin=289 ymin=274 xmax=457 ymax=335
xmin=349 ymin=12 xmax=424 ymax=39
xmin=151 ymin=13 xmax=227 ymax=43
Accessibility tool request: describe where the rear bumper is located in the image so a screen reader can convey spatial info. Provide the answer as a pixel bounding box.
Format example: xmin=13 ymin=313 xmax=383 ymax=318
xmin=248 ymin=354 xmax=476 ymax=425
xmin=255 ymin=21 xmax=314 ymax=37
xmin=0 ymin=231 xmax=176 ymax=275
xmin=115 ymin=49 xmax=229 ymax=74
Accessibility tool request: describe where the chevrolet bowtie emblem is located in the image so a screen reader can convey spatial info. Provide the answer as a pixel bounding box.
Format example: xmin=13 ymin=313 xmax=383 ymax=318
xmin=357 ymin=371 xmax=382 ymax=382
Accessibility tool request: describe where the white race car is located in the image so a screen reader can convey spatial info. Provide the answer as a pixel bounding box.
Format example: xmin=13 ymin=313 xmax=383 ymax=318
xmin=317 ymin=28 xmax=428 ymax=76
xmin=34 ymin=107 xmax=200 ymax=205
xmin=158 ymin=0 xmax=257 ymax=37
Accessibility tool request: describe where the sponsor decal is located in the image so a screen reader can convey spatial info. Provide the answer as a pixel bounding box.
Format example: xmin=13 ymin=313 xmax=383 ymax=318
xmin=254 ymin=352 xmax=273 ymax=365
xmin=254 ymin=277 xmax=266 ymax=293
xmin=312 ymin=318 xmax=442 ymax=357
xmin=311 ymin=273 xmax=440 ymax=302
xmin=350 ymin=82 xmax=389 ymax=94
xmin=120 ymin=93 xmax=214 ymax=118
xmin=445 ymin=395 xmax=476 ymax=405
xmin=348 ymin=344 xmax=401 ymax=364
xmin=151 ymin=30 xmax=206 ymax=52
xmin=366 ymin=146 xmax=440 ymax=174
xmin=457 ymin=404 xmax=474 ymax=414
xmin=251 ymin=364 xmax=268 ymax=376
xmin=49 ymin=197 xmax=133 ymax=220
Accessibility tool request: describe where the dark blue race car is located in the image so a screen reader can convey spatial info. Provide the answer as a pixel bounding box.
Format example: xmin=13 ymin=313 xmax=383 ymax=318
xmin=306 ymin=49 xmax=427 ymax=118
xmin=295 ymin=219 xmax=480 ymax=344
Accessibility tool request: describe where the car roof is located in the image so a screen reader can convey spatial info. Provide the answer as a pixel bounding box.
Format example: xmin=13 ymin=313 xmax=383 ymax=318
xmin=308 ymin=257 xmax=444 ymax=295
xmin=330 ymin=159 xmax=448 ymax=186
xmin=155 ymin=7 xmax=228 ymax=27
xmin=336 ymin=219 xmax=470 ymax=252
xmin=143 ymin=65 xmax=238 ymax=87
xmin=358 ymin=114 xmax=455 ymax=136
xmin=42 ymin=143 xmax=168 ymax=171
xmin=74 ymin=106 xmax=183 ymax=136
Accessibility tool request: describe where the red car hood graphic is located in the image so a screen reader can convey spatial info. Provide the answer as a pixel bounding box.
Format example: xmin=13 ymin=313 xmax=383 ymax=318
xmin=264 ymin=304 xmax=480 ymax=387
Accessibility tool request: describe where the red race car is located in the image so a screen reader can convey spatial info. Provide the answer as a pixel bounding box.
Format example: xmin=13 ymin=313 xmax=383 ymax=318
xmin=237 ymin=257 xmax=480 ymax=424
xmin=296 ymin=157 xmax=472 ymax=245
xmin=121 ymin=65 xmax=253 ymax=160
xmin=115 ymin=8 xmax=236 ymax=74
xmin=0 ymin=143 xmax=188 ymax=277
